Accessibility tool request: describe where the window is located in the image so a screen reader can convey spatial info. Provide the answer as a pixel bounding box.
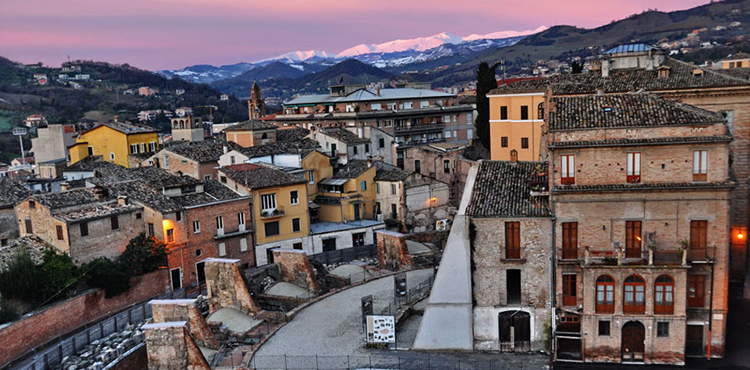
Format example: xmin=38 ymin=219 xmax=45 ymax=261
xmin=361 ymin=181 xmax=367 ymax=191
xmin=292 ymin=218 xmax=301 ymax=233
xmin=111 ymin=216 xmax=119 ymax=230
xmin=688 ymin=275 xmax=705 ymax=307
xmin=293 ymin=242 xmax=303 ymax=250
xmin=365 ymin=144 xmax=370 ymax=153
xmin=148 ymin=223 xmax=154 ymax=237
xmin=627 ymin=152 xmax=641 ymax=183
xmin=87 ymin=146 xmax=94 ymax=156
xmin=376 ymin=183 xmax=381 ymax=194
xmin=353 ymin=232 xmax=366 ymax=247
xmin=655 ymin=275 xmax=674 ymax=314
xmin=230 ymin=156 xmax=236 ymax=165
xmin=598 ymin=320 xmax=611 ymax=336
xmin=136 ymin=212 xmax=142 ymax=219
xmin=265 ymin=221 xmax=280 ymax=237
xmin=240 ymin=238 xmax=248 ymax=252
xmin=596 ymin=275 xmax=615 ymax=313
xmin=149 ymin=142 xmax=157 ymax=152
xmin=218 ymin=242 xmax=226 ymax=257
xmin=467 ymin=128 xmax=473 ymax=138
xmin=501 ymin=137 xmax=508 ymax=148
xmin=506 ymin=270 xmax=521 ymax=304
xmin=110 ymin=152 xmax=115 ymax=161
xmin=130 ymin=144 xmax=139 ymax=154
xmin=693 ymin=150 xmax=708 ymax=181
xmin=562 ymin=274 xmax=577 ymax=307
xmin=193 ymin=220 xmax=201 ymax=234
xmin=657 ymin=322 xmax=669 ymax=337
xmin=176 ymin=211 xmax=181 ymax=221
xmin=164 ymin=155 xmax=170 ymax=169
xmin=56 ymin=225 xmax=64 ymax=240
xmin=562 ymin=222 xmax=578 ymax=260
xmin=625 ymin=221 xmax=642 ymax=258
xmin=220 ymin=176 xmax=227 ymax=184
xmin=166 ymin=228 xmax=174 ymax=242
xmin=141 ymin=143 xmax=146 ymax=153
xmin=204 ymin=175 xmax=211 ymax=181
xmin=238 ymin=212 xmax=245 ymax=227
xmin=624 ymin=275 xmax=646 ymax=314
xmin=379 ymin=138 xmax=385 ymax=148
xmin=500 ymin=106 xmax=508 ymax=120
xmin=505 ymin=222 xmax=520 ymax=259
xmin=391 ymin=204 xmax=397 ymax=219
xmin=391 ymin=184 xmax=397 ymax=195
xmin=445 ymin=131 xmax=452 ymax=139
xmin=521 ymin=138 xmax=529 ymax=149
xmin=308 ymin=170 xmax=315 ymax=184
xmin=537 ymin=102 xmax=544 ymax=120
xmin=690 ymin=221 xmax=708 ymax=255
xmin=290 ymin=190 xmax=299 ymax=205
xmin=261 ymin=193 xmax=277 ymax=211
xmin=353 ymin=146 xmax=358 ymax=155
xmin=29 ymin=200 xmax=35 ymax=209
xmin=444 ymin=160 xmax=450 ymax=174
xmin=80 ymin=222 xmax=88 ymax=237
xmin=561 ymin=154 xmax=575 ymax=185
xmin=414 ymin=160 xmax=421 ymax=174
xmin=520 ymin=106 xmax=529 ymax=120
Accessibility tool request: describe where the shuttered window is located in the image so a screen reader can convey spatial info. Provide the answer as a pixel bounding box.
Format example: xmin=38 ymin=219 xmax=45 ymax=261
xmin=562 ymin=222 xmax=578 ymax=260
xmin=505 ymin=222 xmax=521 ymax=259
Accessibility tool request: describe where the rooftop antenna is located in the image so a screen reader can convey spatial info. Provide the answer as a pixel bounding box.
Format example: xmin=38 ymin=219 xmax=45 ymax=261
xmin=12 ymin=127 xmax=27 ymax=165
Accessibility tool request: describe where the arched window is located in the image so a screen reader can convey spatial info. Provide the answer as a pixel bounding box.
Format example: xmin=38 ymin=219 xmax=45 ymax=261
xmin=537 ymin=102 xmax=545 ymax=120
xmin=261 ymin=133 xmax=268 ymax=139
xmin=654 ymin=275 xmax=674 ymax=314
xmin=596 ymin=275 xmax=615 ymax=314
xmin=624 ymin=275 xmax=646 ymax=314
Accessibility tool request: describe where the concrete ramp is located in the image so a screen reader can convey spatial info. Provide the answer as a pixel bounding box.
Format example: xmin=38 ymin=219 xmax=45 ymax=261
xmin=412 ymin=165 xmax=478 ymax=350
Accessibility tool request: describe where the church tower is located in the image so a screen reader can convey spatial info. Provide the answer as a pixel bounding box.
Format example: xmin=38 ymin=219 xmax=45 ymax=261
xmin=248 ymin=81 xmax=266 ymax=120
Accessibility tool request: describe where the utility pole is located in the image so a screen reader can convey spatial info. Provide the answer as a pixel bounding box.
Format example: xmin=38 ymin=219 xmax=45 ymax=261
xmin=12 ymin=127 xmax=27 ymax=165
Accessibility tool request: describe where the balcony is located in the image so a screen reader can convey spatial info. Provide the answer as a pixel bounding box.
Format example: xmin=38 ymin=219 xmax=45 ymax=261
xmin=260 ymin=208 xmax=285 ymax=219
xmin=393 ymin=122 xmax=444 ymax=134
xmin=581 ymin=246 xmax=685 ymax=267
xmin=686 ymin=246 xmax=715 ymax=262
xmin=214 ymin=224 xmax=255 ymax=239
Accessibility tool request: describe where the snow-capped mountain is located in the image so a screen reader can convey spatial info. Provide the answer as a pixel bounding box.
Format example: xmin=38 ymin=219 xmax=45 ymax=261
xmin=259 ymin=50 xmax=333 ymax=63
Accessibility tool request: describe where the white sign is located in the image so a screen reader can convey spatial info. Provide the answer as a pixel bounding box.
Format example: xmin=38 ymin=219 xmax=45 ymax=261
xmin=366 ymin=315 xmax=395 ymax=343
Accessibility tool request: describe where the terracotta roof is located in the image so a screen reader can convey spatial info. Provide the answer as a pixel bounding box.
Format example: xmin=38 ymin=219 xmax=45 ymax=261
xmin=0 ymin=177 xmax=30 ymax=208
xmin=333 ymin=160 xmax=373 ymax=179
xmin=549 ymin=135 xmax=733 ymax=149
xmin=173 ymin=180 xmax=244 ymax=207
xmin=102 ymin=180 xmax=182 ymax=213
xmin=553 ymin=181 xmax=736 ymax=193
xmin=224 ymin=120 xmax=278 ymax=132
xmin=276 ymin=127 xmax=310 ymax=142
xmin=548 ymin=94 xmax=723 ymax=131
xmin=374 ymin=161 xmax=411 ymax=182
xmin=467 ymin=161 xmax=551 ymax=218
xmin=220 ymin=164 xmax=306 ymax=190
xmin=166 ymin=139 xmax=241 ymax=163
xmin=31 ymin=188 xmax=101 ymax=210
xmin=719 ymin=52 xmax=750 ymax=62
xmin=319 ymin=127 xmax=370 ymax=144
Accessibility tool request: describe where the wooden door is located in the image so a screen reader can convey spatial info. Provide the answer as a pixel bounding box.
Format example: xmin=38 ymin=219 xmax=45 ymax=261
xmin=621 ymin=321 xmax=645 ymax=362
xmin=625 ymin=221 xmax=642 ymax=258
xmin=513 ymin=312 xmax=531 ymax=352
xmin=686 ymin=325 xmax=704 ymax=357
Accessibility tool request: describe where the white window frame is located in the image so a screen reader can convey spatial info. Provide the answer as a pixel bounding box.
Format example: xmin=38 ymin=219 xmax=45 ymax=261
xmin=149 ymin=142 xmax=157 ymax=152
xmin=238 ymin=212 xmax=246 ymax=232
xmin=308 ymin=170 xmax=315 ymax=184
xmin=218 ymin=242 xmax=226 ymax=257
xmin=193 ymin=220 xmax=200 ymax=234
xmin=261 ymin=193 xmax=277 ymax=212
xmin=290 ymin=190 xmax=299 ymax=205
xmin=694 ymin=150 xmax=708 ymax=181
xmin=240 ymin=238 xmax=248 ymax=252
xmin=216 ymin=216 xmax=224 ymax=236
xmin=444 ymin=130 xmax=452 ymax=138
xmin=130 ymin=144 xmax=138 ymax=154
xmin=110 ymin=152 xmax=115 ymax=161
xmin=141 ymin=143 xmax=147 ymax=153
xmin=627 ymin=152 xmax=641 ymax=182
xmin=561 ymin=154 xmax=575 ymax=184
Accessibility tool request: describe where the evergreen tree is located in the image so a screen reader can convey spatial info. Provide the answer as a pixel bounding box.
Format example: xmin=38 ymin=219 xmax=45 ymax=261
xmin=475 ymin=61 xmax=501 ymax=149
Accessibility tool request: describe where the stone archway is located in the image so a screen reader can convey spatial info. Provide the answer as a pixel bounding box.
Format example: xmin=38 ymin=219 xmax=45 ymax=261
xmin=621 ymin=321 xmax=645 ymax=362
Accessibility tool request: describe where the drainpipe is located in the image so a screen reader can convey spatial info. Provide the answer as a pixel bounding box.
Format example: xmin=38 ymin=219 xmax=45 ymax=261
xmin=549 ymin=135 xmax=557 ymax=364
xmin=708 ymin=262 xmax=715 ymax=360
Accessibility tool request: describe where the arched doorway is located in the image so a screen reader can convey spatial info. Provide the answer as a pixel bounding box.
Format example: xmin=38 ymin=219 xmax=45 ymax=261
xmin=498 ymin=311 xmax=531 ymax=352
xmin=621 ymin=321 xmax=645 ymax=362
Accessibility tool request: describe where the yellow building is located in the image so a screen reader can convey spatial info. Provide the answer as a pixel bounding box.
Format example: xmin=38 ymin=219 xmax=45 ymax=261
xmin=69 ymin=122 xmax=159 ymax=168
xmin=315 ymin=159 xmax=377 ymax=223
xmin=217 ymin=163 xmax=309 ymax=265
xmin=718 ymin=52 xmax=750 ymax=69
xmin=487 ymin=87 xmax=546 ymax=161
xmin=301 ymin=150 xmax=334 ymax=201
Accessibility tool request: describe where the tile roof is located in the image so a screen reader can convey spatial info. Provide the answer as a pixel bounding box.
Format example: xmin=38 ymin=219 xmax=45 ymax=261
xmin=65 ymin=156 xmax=124 ymax=173
xmin=0 ymin=177 xmax=30 ymax=208
xmin=54 ymin=201 xmax=143 ymax=223
xmin=276 ymin=127 xmax=310 ymax=142
xmin=549 ymin=135 xmax=733 ymax=149
xmin=553 ymin=181 xmax=736 ymax=193
xmin=32 ymin=188 xmax=101 ymax=210
xmin=102 ymin=180 xmax=183 ymax=213
xmin=173 ymin=180 xmax=244 ymax=207
xmin=284 ymin=88 xmax=454 ymax=106
xmin=374 ymin=161 xmax=411 ymax=182
xmin=166 ymin=139 xmax=241 ymax=163
xmin=333 ymin=159 xmax=373 ymax=179
xmin=319 ymin=127 xmax=370 ymax=144
xmin=719 ymin=52 xmax=750 ymax=62
xmin=467 ymin=161 xmax=551 ymax=218
xmin=548 ymin=93 xmax=723 ymax=131
xmin=235 ymin=139 xmax=318 ymax=159
xmin=80 ymin=122 xmax=157 ymax=136
xmin=488 ymin=58 xmax=750 ymax=96
xmin=224 ymin=120 xmax=278 ymax=132
xmin=220 ymin=164 xmax=307 ymax=190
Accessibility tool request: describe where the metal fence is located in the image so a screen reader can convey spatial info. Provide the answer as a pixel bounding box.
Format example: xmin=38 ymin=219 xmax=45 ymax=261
xmin=379 ymin=275 xmax=434 ymax=316
xmin=248 ymin=354 xmax=534 ymax=370
xmin=308 ymin=244 xmax=378 ymax=266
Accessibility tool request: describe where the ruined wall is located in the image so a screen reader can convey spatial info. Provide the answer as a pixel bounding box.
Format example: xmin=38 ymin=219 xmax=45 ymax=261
xmin=376 ymin=229 xmax=412 ymax=271
xmin=273 ymin=249 xmax=321 ymax=292
xmin=150 ymin=299 xmax=218 ymax=349
xmin=204 ymin=258 xmax=258 ymax=314
xmin=0 ymin=270 xmax=167 ymax=367
xmin=143 ymin=322 xmax=210 ymax=370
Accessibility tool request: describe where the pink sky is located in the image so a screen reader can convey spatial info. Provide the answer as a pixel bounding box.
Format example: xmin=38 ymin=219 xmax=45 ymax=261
xmin=0 ymin=0 xmax=711 ymax=71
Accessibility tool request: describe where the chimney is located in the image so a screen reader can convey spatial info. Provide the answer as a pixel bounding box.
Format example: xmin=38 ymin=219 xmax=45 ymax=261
xmin=223 ymin=145 xmax=228 ymax=154
xmin=510 ymin=149 xmax=518 ymax=163
xmin=113 ymin=115 xmax=119 ymax=123
xmin=117 ymin=195 xmax=129 ymax=206
xmin=357 ymin=125 xmax=364 ymax=138
xmin=93 ymin=186 xmax=108 ymax=201
xmin=60 ymin=182 xmax=70 ymax=192
xmin=601 ymin=59 xmax=610 ymax=78
xmin=377 ymin=87 xmax=380 ymax=96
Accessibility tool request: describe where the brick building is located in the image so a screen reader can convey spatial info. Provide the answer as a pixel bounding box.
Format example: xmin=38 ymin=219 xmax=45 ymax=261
xmin=467 ymin=160 xmax=553 ymax=352
xmin=548 ymin=94 xmax=733 ymax=364
xmin=146 ymin=139 xmax=242 ymax=181
xmin=224 ymin=120 xmax=278 ymax=147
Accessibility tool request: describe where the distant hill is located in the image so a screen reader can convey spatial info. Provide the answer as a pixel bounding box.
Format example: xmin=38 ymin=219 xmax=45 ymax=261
xmin=211 ymin=61 xmax=319 ymax=96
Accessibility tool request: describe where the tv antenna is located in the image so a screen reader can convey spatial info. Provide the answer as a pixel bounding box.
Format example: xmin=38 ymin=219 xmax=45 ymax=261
xmin=12 ymin=127 xmax=27 ymax=165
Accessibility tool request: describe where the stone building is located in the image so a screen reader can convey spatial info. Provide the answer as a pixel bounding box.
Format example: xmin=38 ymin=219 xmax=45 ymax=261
xmin=170 ymin=115 xmax=204 ymax=143
xmin=548 ymin=94 xmax=732 ymax=364
xmin=0 ymin=178 xmax=31 ymax=246
xmin=467 ymin=159 xmax=553 ymax=352
xmin=145 ymin=139 xmax=242 ymax=181
xmin=401 ymin=142 xmax=473 ymax=206
xmin=224 ymin=120 xmax=278 ymax=147
xmin=309 ymin=126 xmax=371 ymax=165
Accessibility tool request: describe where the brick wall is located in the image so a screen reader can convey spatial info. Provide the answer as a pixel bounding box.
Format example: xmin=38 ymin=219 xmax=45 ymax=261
xmin=273 ymin=249 xmax=321 ymax=292
xmin=376 ymin=229 xmax=412 ymax=270
xmin=143 ymin=322 xmax=210 ymax=370
xmin=0 ymin=269 xmax=168 ymax=367
xmin=204 ymin=258 xmax=258 ymax=314
xmin=151 ymin=299 xmax=218 ymax=349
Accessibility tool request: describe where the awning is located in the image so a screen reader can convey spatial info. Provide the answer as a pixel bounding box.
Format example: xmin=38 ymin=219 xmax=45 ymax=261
xmin=319 ymin=178 xmax=348 ymax=186
xmin=308 ymin=202 xmax=320 ymax=209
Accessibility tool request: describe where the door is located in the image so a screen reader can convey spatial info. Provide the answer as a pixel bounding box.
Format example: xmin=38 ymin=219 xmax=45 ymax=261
xmin=170 ymin=268 xmax=182 ymax=291
xmin=353 ymin=203 xmax=361 ymax=221
xmin=625 ymin=221 xmax=642 ymax=258
xmin=266 ymin=247 xmax=278 ymax=264
xmin=686 ymin=325 xmax=704 ymax=357
xmin=621 ymin=321 xmax=645 ymax=362
xmin=498 ymin=311 xmax=531 ymax=352
xmin=323 ymin=238 xmax=336 ymax=252
xmin=196 ymin=262 xmax=206 ymax=285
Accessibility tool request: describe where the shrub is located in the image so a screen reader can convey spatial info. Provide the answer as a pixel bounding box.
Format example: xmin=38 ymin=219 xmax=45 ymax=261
xmin=0 ymin=298 xmax=18 ymax=325
xmin=82 ymin=258 xmax=131 ymax=298
xmin=118 ymin=233 xmax=168 ymax=275
xmin=0 ymin=249 xmax=43 ymax=303
xmin=39 ymin=249 xmax=79 ymax=302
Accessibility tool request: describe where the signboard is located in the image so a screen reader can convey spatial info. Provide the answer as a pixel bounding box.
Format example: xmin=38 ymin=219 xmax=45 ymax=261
xmin=436 ymin=219 xmax=449 ymax=231
xmin=361 ymin=295 xmax=373 ymax=324
xmin=366 ymin=315 xmax=396 ymax=343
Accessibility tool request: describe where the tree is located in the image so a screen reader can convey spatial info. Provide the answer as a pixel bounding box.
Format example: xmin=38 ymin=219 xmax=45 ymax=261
xmin=475 ymin=61 xmax=501 ymax=149
xmin=83 ymin=258 xmax=131 ymax=298
xmin=0 ymin=249 xmax=43 ymax=303
xmin=39 ymin=248 xmax=79 ymax=302
xmin=118 ymin=233 xmax=168 ymax=275
xmin=571 ymin=61 xmax=584 ymax=73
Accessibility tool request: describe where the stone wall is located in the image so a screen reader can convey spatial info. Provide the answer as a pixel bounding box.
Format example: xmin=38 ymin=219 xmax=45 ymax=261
xmin=0 ymin=269 xmax=167 ymax=367
xmin=151 ymin=299 xmax=219 ymax=349
xmin=376 ymin=229 xmax=412 ymax=271
xmin=204 ymin=258 xmax=258 ymax=314
xmin=143 ymin=322 xmax=210 ymax=370
xmin=273 ymin=249 xmax=321 ymax=292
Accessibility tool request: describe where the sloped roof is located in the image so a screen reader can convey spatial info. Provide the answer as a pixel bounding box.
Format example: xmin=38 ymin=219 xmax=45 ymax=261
xmin=719 ymin=52 xmax=750 ymax=62
xmin=548 ymin=93 xmax=723 ymax=131
xmin=319 ymin=127 xmax=369 ymax=144
xmin=276 ymin=127 xmax=310 ymax=142
xmin=220 ymin=164 xmax=306 ymax=190
xmin=80 ymin=122 xmax=157 ymax=136
xmin=32 ymin=188 xmax=101 ymax=210
xmin=103 ymin=180 xmax=182 ymax=213
xmin=333 ymin=159 xmax=373 ymax=179
xmin=173 ymin=180 xmax=244 ymax=207
xmin=374 ymin=161 xmax=411 ymax=182
xmin=65 ymin=156 xmax=123 ymax=173
xmin=224 ymin=120 xmax=278 ymax=132
xmin=604 ymin=44 xmax=657 ymax=55
xmin=54 ymin=201 xmax=143 ymax=223
xmin=235 ymin=139 xmax=318 ymax=159
xmin=0 ymin=177 xmax=30 ymax=208
xmin=284 ymin=88 xmax=454 ymax=106
xmin=467 ymin=161 xmax=551 ymax=218
xmin=166 ymin=139 xmax=241 ymax=163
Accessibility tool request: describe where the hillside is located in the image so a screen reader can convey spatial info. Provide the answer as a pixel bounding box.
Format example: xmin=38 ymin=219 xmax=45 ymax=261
xmin=211 ymin=61 xmax=324 ymax=96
